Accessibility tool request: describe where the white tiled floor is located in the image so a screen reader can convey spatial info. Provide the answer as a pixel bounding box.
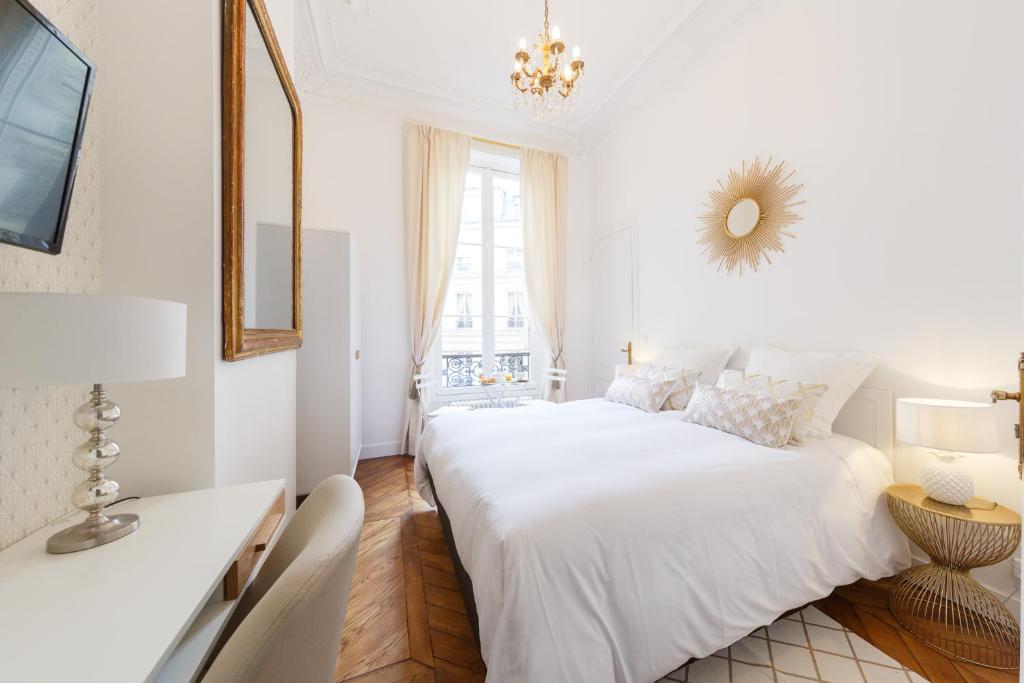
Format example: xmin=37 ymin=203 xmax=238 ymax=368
xmin=658 ymin=606 xmax=924 ymax=682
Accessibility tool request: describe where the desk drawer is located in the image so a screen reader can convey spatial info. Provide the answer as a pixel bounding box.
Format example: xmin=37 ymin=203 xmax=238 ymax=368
xmin=224 ymin=490 xmax=285 ymax=599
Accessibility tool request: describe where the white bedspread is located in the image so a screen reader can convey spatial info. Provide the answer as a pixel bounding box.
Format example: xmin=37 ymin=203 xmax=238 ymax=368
xmin=415 ymin=398 xmax=910 ymax=683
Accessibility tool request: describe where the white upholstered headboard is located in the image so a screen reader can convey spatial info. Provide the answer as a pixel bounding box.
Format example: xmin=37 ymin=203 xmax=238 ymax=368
xmin=832 ymin=387 xmax=894 ymax=459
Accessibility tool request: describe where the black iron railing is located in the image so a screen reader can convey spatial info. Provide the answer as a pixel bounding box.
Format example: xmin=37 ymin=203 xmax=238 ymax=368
xmin=442 ymin=352 xmax=530 ymax=388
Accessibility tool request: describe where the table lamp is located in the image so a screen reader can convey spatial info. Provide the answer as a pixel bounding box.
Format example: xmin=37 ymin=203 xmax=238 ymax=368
xmin=0 ymin=293 xmax=186 ymax=553
xmin=896 ymin=397 xmax=1000 ymax=507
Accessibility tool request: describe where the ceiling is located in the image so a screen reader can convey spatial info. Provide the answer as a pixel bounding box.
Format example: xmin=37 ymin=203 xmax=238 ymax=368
xmin=300 ymin=0 xmax=708 ymax=143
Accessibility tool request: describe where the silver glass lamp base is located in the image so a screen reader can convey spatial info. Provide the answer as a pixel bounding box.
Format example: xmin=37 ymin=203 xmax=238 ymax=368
xmin=47 ymin=513 xmax=139 ymax=554
xmin=46 ymin=383 xmax=139 ymax=554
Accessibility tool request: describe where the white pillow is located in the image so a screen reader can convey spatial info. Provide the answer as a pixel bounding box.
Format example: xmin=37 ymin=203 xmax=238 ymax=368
xmin=744 ymin=346 xmax=878 ymax=438
xmin=657 ymin=345 xmax=737 ymax=385
xmin=717 ymin=369 xmax=827 ymax=446
xmin=604 ymin=375 xmax=676 ymax=413
xmin=682 ymin=384 xmax=803 ymax=449
xmin=631 ymin=363 xmax=703 ymax=411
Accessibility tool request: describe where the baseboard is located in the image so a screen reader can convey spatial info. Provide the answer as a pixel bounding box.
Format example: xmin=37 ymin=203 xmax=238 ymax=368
xmin=359 ymin=441 xmax=405 ymax=460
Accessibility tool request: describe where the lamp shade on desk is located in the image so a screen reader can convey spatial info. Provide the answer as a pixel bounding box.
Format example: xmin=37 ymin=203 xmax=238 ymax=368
xmin=0 ymin=293 xmax=186 ymax=385
xmin=0 ymin=293 xmax=187 ymax=553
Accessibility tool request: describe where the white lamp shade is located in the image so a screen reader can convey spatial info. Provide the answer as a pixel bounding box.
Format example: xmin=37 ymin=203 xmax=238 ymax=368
xmin=0 ymin=293 xmax=186 ymax=386
xmin=896 ymin=397 xmax=1000 ymax=454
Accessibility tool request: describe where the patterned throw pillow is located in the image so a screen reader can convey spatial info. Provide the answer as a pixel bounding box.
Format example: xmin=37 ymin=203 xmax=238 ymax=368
xmin=631 ymin=363 xmax=703 ymax=411
xmin=605 ymin=374 xmax=677 ymax=413
xmin=717 ymin=370 xmax=827 ymax=446
xmin=682 ymin=384 xmax=804 ymax=449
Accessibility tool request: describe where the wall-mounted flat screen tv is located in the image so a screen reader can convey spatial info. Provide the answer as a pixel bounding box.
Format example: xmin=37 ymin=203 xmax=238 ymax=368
xmin=0 ymin=0 xmax=94 ymax=255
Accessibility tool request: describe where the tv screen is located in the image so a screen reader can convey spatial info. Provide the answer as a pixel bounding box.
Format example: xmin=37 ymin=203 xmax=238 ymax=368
xmin=0 ymin=0 xmax=94 ymax=255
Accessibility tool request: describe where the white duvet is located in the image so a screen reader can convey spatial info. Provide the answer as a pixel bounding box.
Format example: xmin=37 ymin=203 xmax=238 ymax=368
xmin=415 ymin=398 xmax=910 ymax=683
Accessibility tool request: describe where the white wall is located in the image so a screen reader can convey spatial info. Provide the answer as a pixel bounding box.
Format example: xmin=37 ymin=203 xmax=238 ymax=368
xmin=302 ymin=97 xmax=407 ymax=457
xmin=583 ymin=0 xmax=1023 ymax=600
xmin=98 ymin=0 xmax=218 ymax=498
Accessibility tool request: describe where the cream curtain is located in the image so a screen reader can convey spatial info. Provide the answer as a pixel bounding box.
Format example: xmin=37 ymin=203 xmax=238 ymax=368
xmin=401 ymin=124 xmax=471 ymax=454
xmin=521 ymin=148 xmax=568 ymax=402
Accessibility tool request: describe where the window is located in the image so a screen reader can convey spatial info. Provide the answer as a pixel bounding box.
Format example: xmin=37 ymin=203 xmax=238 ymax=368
xmin=507 ymin=291 xmax=525 ymax=328
xmin=456 ymin=293 xmax=473 ymax=328
xmin=438 ymin=149 xmax=531 ymax=390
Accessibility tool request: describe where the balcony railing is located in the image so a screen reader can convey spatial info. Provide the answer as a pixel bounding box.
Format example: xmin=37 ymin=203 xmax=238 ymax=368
xmin=442 ymin=352 xmax=530 ymax=388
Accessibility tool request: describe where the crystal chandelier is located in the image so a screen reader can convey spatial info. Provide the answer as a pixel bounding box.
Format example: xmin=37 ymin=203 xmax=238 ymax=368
xmin=511 ymin=0 xmax=584 ymax=118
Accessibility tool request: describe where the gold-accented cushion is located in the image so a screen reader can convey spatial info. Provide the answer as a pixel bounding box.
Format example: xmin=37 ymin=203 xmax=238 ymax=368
xmin=630 ymin=363 xmax=703 ymax=411
xmin=717 ymin=369 xmax=827 ymax=446
xmin=604 ymin=374 xmax=677 ymax=413
xmin=682 ymin=384 xmax=803 ymax=449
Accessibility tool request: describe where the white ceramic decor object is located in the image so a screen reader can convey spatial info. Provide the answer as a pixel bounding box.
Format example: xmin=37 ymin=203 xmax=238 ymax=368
xmin=920 ymin=452 xmax=974 ymax=505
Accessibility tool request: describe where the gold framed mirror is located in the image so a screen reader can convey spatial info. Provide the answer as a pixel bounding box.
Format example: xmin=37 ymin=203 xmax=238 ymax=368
xmin=222 ymin=0 xmax=303 ymax=360
xmin=698 ymin=157 xmax=803 ymax=275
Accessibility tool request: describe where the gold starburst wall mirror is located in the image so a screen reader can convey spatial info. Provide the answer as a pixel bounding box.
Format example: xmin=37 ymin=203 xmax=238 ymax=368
xmin=698 ymin=157 xmax=804 ymax=274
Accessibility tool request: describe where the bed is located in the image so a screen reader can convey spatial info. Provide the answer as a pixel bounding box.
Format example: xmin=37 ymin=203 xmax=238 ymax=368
xmin=415 ymin=394 xmax=911 ymax=683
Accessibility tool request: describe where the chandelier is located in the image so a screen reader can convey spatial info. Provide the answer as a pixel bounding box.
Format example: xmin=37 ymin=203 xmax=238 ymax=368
xmin=511 ymin=0 xmax=584 ymax=118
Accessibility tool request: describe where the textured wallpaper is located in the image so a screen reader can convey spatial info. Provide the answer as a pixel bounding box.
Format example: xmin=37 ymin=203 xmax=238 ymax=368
xmin=0 ymin=0 xmax=100 ymax=549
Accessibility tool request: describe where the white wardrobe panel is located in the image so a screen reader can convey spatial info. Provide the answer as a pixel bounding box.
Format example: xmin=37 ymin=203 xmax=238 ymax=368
xmin=297 ymin=230 xmax=360 ymax=494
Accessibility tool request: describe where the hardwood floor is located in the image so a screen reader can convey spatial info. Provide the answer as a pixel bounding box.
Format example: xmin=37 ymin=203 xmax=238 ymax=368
xmin=336 ymin=456 xmax=485 ymax=682
xmin=339 ymin=455 xmax=1017 ymax=682
xmin=816 ymin=581 xmax=1018 ymax=683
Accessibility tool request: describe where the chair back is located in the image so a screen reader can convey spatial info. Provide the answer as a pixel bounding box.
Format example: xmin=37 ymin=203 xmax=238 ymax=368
xmin=544 ymin=367 xmax=567 ymax=386
xmin=414 ymin=372 xmax=436 ymax=410
xmin=203 ymin=476 xmax=364 ymax=683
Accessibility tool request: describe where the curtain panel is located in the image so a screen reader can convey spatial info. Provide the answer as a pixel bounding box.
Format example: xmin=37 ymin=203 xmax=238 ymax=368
xmin=521 ymin=148 xmax=568 ymax=402
xmin=401 ymin=124 xmax=471 ymax=454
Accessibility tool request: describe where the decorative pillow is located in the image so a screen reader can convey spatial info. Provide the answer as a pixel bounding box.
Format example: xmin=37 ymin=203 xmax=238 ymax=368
xmin=631 ymin=363 xmax=703 ymax=411
xmin=681 ymin=384 xmax=803 ymax=449
xmin=656 ymin=345 xmax=737 ymax=385
xmin=717 ymin=370 xmax=827 ymax=446
xmin=604 ymin=375 xmax=677 ymax=413
xmin=745 ymin=346 xmax=878 ymax=438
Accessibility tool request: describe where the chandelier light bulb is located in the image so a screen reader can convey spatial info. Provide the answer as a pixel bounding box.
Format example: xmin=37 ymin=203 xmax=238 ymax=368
xmin=514 ymin=60 xmax=523 ymax=72
xmin=563 ymin=64 xmax=572 ymax=79
xmin=551 ymin=25 xmax=561 ymax=40
xmin=518 ymin=37 xmax=527 ymax=50
xmin=572 ymin=44 xmax=580 ymax=59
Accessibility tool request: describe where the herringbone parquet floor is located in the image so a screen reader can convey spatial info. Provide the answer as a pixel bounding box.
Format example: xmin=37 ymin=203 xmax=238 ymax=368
xmin=335 ymin=456 xmax=485 ymax=682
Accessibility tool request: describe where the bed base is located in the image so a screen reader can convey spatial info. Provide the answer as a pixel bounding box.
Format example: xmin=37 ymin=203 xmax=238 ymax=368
xmin=425 ymin=465 xmax=482 ymax=646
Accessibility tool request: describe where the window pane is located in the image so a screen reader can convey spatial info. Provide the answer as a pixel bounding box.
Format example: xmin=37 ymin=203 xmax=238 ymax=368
xmin=461 ymin=172 xmax=482 ymax=226
xmin=493 ymin=175 xmax=522 ymax=248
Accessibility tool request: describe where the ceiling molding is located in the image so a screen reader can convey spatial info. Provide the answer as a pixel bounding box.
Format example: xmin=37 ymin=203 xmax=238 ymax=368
xmin=296 ymin=0 xmax=738 ymax=155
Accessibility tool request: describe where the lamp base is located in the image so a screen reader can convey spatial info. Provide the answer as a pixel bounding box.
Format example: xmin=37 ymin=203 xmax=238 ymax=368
xmin=46 ymin=512 xmax=139 ymax=554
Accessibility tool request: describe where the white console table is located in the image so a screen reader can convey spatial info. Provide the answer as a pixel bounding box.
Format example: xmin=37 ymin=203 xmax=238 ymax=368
xmin=0 ymin=480 xmax=285 ymax=683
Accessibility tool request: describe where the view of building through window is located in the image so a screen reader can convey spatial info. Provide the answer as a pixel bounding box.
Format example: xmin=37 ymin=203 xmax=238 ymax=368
xmin=439 ymin=152 xmax=530 ymax=388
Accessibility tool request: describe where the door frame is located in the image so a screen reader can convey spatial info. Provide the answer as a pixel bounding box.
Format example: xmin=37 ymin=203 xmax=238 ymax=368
xmin=592 ymin=223 xmax=640 ymax=391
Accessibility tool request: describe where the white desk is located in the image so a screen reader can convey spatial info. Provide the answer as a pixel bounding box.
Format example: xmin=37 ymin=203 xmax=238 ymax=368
xmin=0 ymin=480 xmax=285 ymax=683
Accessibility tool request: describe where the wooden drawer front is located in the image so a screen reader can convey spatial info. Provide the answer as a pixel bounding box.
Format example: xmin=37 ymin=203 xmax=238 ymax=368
xmin=224 ymin=490 xmax=285 ymax=600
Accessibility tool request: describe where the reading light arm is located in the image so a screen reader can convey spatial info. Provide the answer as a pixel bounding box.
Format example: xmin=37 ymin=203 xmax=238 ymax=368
xmin=990 ymin=352 xmax=1024 ymax=478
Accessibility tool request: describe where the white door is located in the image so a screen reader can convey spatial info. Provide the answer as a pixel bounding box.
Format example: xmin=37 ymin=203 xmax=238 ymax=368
xmin=593 ymin=227 xmax=637 ymax=394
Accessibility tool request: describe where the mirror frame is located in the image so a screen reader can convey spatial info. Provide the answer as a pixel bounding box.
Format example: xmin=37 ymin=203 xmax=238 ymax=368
xmin=222 ymin=0 xmax=303 ymax=360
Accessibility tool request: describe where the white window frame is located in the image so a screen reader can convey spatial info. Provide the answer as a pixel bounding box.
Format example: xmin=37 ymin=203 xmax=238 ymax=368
xmin=432 ymin=148 xmax=543 ymax=400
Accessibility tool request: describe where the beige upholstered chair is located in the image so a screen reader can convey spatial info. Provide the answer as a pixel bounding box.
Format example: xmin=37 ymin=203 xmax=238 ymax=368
xmin=204 ymin=475 xmax=364 ymax=683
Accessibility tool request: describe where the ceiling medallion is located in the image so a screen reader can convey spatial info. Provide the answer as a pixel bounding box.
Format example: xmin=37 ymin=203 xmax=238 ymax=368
xmin=511 ymin=0 xmax=584 ymax=118
xmin=697 ymin=157 xmax=804 ymax=275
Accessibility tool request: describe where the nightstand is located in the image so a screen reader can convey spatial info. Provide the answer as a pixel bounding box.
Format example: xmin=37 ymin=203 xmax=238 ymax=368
xmin=885 ymin=483 xmax=1021 ymax=670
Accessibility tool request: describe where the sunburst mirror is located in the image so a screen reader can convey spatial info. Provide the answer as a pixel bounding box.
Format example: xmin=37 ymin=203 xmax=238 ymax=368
xmin=697 ymin=157 xmax=804 ymax=274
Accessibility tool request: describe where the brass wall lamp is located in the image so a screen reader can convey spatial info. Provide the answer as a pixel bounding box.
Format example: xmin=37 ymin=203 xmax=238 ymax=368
xmin=990 ymin=352 xmax=1023 ymax=477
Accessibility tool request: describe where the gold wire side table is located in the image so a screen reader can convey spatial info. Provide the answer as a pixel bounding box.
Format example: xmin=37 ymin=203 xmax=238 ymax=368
xmin=886 ymin=484 xmax=1021 ymax=670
